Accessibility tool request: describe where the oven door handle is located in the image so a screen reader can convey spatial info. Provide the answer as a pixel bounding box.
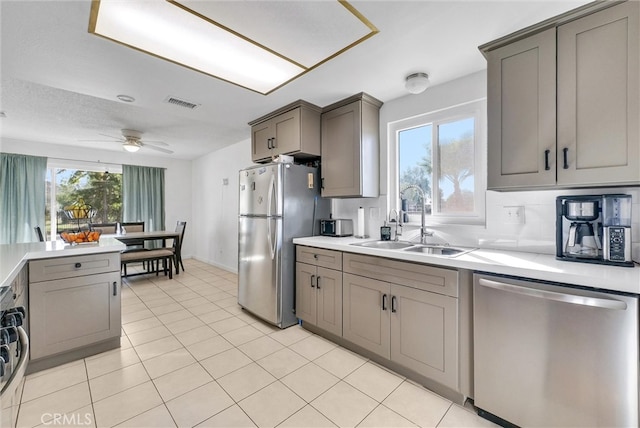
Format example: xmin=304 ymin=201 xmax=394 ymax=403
xmin=478 ymin=278 xmax=628 ymax=310
xmin=0 ymin=326 xmax=29 ymax=401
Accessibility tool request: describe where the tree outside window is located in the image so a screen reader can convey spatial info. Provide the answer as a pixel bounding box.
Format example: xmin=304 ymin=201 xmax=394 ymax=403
xmin=393 ymin=99 xmax=485 ymax=225
xmin=46 ymin=168 xmax=122 ymax=235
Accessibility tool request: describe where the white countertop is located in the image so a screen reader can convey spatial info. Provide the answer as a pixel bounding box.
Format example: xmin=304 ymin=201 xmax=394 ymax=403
xmin=293 ymin=236 xmax=640 ymax=295
xmin=0 ymin=238 xmax=126 ymax=289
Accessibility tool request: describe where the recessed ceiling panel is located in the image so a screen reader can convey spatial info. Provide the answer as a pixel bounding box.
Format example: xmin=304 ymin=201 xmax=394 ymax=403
xmin=89 ymin=0 xmax=377 ymax=94
xmin=173 ymin=0 xmax=376 ymax=68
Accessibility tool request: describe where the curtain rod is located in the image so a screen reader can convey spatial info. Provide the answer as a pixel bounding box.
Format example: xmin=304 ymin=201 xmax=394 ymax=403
xmin=47 ymin=157 xmax=167 ymax=169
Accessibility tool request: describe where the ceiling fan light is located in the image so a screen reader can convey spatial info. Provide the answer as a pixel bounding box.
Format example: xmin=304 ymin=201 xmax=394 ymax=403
xmin=405 ymin=72 xmax=430 ymax=94
xmin=123 ymin=142 xmax=140 ymax=152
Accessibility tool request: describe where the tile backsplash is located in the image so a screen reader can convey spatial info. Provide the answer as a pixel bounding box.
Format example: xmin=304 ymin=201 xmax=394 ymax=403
xmin=331 ymin=187 xmax=640 ymax=264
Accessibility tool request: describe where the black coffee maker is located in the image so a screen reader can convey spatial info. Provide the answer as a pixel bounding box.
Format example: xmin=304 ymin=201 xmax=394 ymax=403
xmin=556 ymin=194 xmax=633 ymax=266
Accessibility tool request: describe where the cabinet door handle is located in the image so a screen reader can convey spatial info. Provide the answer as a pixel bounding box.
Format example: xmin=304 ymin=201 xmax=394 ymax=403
xmin=382 ymin=294 xmax=388 ymax=311
xmin=391 ymin=295 xmax=397 ymax=313
xmin=321 ymin=177 xmax=324 ymax=189
xmin=562 ymin=147 xmax=569 ymax=169
xmin=271 ymin=138 xmax=276 ymax=149
xmin=310 ymin=274 xmax=316 ymax=288
xmin=544 ymin=149 xmax=550 ymax=171
xmin=74 ymin=262 xmax=82 ymax=268
xmin=316 ymin=276 xmax=321 ymax=290
xmin=267 ymin=138 xmax=272 ymax=150
xmin=113 ymin=281 xmax=118 ymax=296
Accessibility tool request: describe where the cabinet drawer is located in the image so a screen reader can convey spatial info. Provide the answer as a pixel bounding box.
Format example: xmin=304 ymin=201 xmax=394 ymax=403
xmin=29 ymin=252 xmax=120 ymax=283
xmin=343 ymin=253 xmax=458 ymax=297
xmin=296 ymin=246 xmax=342 ymax=270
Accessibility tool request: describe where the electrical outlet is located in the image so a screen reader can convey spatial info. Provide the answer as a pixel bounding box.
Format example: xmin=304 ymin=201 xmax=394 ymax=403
xmin=503 ymin=206 xmax=525 ymax=224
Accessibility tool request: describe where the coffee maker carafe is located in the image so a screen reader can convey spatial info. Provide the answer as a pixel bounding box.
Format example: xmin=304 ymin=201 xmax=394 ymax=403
xmin=556 ymin=194 xmax=633 ymax=267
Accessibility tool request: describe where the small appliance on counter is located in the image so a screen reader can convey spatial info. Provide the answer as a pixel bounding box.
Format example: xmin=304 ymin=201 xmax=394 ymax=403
xmin=556 ymin=194 xmax=633 ymax=266
xmin=320 ymin=218 xmax=353 ymax=237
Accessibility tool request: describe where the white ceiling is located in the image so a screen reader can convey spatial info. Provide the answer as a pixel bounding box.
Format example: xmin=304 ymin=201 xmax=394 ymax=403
xmin=0 ymin=0 xmax=590 ymax=160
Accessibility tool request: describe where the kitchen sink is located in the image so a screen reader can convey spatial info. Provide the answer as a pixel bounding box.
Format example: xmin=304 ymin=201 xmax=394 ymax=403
xmin=350 ymin=240 xmax=415 ymax=250
xmin=402 ymin=245 xmax=475 ymax=257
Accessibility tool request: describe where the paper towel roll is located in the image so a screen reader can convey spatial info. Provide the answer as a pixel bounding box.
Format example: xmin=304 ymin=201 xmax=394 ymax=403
xmin=357 ymin=207 xmax=365 ymax=237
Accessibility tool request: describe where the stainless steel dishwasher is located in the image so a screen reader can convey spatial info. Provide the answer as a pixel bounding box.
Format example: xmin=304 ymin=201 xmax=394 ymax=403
xmin=474 ymin=273 xmax=638 ymax=427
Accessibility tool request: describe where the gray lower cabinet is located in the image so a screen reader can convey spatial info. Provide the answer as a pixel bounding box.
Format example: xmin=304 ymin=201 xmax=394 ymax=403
xmin=295 ymin=246 xmax=467 ymax=397
xmin=342 ymin=272 xmax=458 ymax=389
xmin=295 ymin=263 xmax=342 ymax=337
xmin=295 ymin=246 xmax=343 ymax=337
xmin=29 ymin=252 xmax=121 ymax=361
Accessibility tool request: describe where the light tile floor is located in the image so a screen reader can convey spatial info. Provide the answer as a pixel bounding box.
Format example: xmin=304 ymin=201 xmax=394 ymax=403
xmin=16 ymin=259 xmax=498 ymax=428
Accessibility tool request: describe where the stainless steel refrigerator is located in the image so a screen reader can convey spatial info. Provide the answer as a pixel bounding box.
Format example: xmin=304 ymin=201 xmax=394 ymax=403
xmin=238 ymin=163 xmax=329 ymax=328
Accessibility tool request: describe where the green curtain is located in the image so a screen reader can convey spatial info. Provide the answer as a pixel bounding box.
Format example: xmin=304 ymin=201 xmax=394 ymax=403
xmin=122 ymin=165 xmax=165 ymax=234
xmin=0 ymin=153 xmax=47 ymax=244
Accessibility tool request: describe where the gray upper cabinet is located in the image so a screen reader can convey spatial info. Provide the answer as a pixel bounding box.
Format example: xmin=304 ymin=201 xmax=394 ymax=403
xmin=249 ymin=100 xmax=322 ymax=163
xmin=557 ymin=1 xmax=639 ymax=186
xmin=486 ymin=29 xmax=557 ymax=190
xmin=321 ymin=93 xmax=382 ymax=198
xmin=484 ymin=1 xmax=639 ymax=190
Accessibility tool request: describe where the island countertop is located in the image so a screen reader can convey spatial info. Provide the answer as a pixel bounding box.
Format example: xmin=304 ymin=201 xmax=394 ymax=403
xmin=0 ymin=238 xmax=126 ymax=288
xmin=293 ymin=236 xmax=640 ymax=295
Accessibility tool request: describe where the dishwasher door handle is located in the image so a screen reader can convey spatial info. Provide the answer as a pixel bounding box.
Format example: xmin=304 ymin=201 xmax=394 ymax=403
xmin=478 ymin=278 xmax=628 ymax=310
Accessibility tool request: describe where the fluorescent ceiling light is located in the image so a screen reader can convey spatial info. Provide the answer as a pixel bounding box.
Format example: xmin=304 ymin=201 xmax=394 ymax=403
xmin=89 ymin=0 xmax=377 ymax=95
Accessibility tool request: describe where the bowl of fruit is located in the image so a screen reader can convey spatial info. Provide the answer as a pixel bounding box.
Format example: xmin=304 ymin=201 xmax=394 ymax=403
xmin=59 ymin=230 xmax=101 ymax=245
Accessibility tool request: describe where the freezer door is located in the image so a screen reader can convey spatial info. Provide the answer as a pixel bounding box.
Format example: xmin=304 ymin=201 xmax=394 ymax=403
xmin=238 ymin=216 xmax=281 ymax=325
xmin=238 ymin=164 xmax=282 ymax=217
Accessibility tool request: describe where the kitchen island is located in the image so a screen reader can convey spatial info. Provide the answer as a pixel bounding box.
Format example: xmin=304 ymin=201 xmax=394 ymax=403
xmin=0 ymin=238 xmax=126 ymax=373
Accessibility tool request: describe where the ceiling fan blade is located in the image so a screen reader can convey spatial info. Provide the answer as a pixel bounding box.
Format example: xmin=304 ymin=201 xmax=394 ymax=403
xmin=78 ymin=139 xmax=120 ymax=143
xmin=144 ymin=144 xmax=174 ymax=154
xmin=97 ymin=133 xmax=123 ymax=140
xmin=142 ymin=140 xmax=169 ymax=146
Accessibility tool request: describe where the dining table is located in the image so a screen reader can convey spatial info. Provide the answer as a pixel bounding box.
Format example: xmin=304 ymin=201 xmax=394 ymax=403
xmin=105 ymin=230 xmax=181 ymax=274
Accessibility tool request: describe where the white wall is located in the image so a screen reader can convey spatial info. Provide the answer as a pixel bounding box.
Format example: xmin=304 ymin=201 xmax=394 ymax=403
xmin=1 ymin=138 xmax=194 ymax=257
xmin=332 ymin=70 xmax=640 ymax=262
xmin=191 ymin=138 xmax=253 ymax=272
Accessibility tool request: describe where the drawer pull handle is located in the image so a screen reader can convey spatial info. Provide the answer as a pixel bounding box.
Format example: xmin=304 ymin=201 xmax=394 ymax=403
xmin=391 ymin=295 xmax=397 ymax=313
xmin=113 ymin=281 xmax=118 ymax=296
xmin=74 ymin=263 xmax=82 ymax=268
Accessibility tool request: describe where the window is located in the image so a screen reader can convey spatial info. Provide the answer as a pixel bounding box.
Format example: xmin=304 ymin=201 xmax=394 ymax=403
xmin=45 ymin=160 xmax=122 ymax=239
xmin=389 ymin=99 xmax=486 ymax=225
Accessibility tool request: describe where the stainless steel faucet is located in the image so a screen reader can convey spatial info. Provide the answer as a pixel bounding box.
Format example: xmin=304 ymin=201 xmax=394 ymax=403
xmin=401 ymin=185 xmax=433 ymax=244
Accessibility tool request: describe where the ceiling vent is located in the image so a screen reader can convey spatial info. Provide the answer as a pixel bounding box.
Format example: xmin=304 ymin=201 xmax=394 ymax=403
xmin=164 ymin=96 xmax=200 ymax=110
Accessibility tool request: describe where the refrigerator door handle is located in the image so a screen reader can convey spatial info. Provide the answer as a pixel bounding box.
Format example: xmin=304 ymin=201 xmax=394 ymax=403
xmin=478 ymin=278 xmax=627 ymax=310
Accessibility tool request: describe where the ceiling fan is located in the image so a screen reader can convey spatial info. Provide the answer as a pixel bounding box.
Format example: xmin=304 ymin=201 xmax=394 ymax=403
xmin=81 ymin=129 xmax=174 ymax=154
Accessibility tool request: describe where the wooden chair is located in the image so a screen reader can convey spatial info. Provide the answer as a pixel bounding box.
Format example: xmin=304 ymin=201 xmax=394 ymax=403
xmin=89 ymin=222 xmax=118 ymax=234
xmin=172 ymin=221 xmax=187 ymax=273
xmin=34 ymin=226 xmax=44 ymax=242
xmin=120 ymin=221 xmax=146 ymax=251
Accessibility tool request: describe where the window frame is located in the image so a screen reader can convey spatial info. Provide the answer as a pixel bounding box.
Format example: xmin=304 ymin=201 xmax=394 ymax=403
xmin=46 ymin=159 xmax=122 ymax=240
xmin=388 ymin=98 xmax=487 ymax=226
